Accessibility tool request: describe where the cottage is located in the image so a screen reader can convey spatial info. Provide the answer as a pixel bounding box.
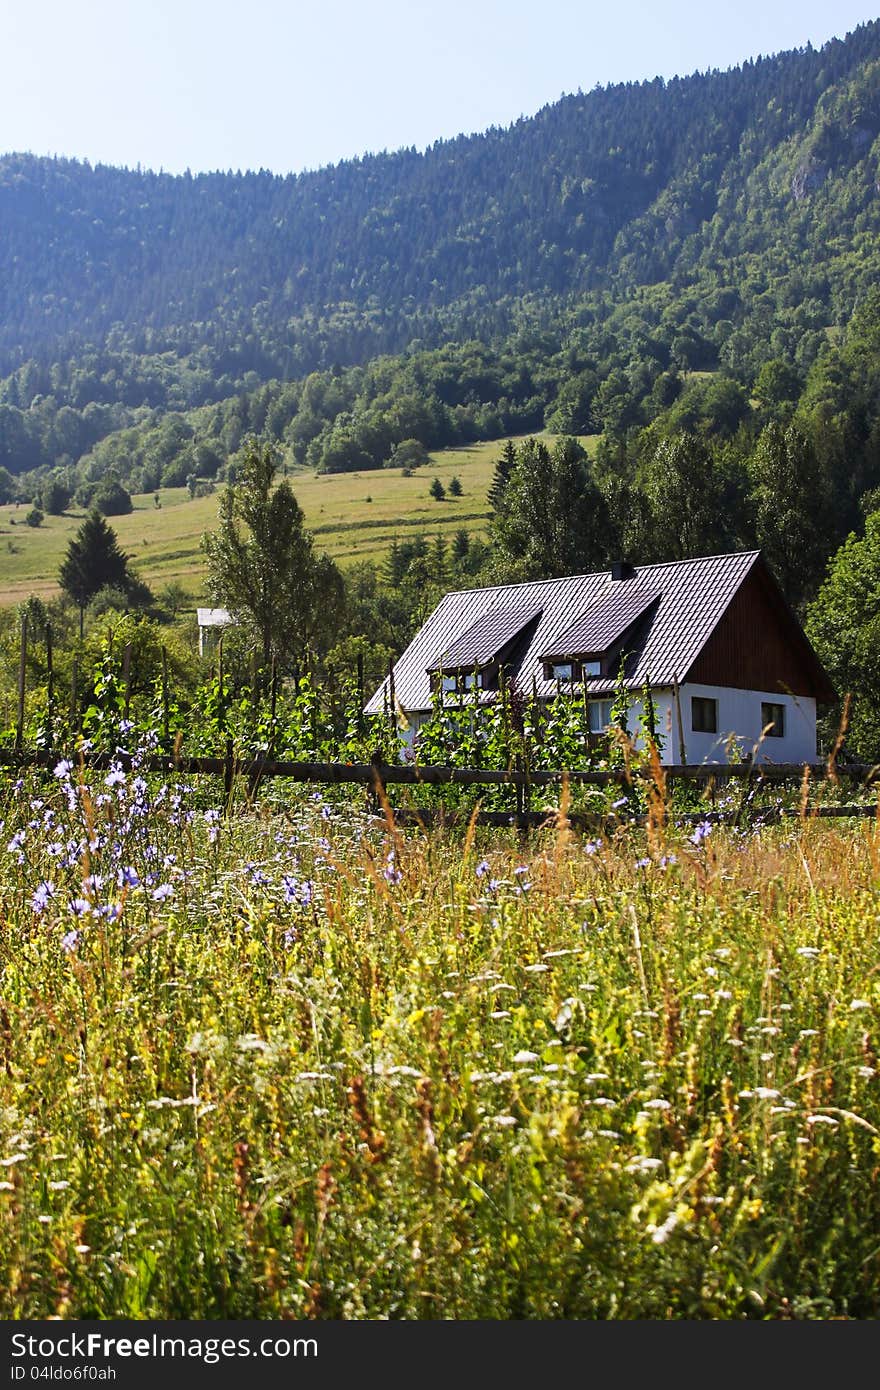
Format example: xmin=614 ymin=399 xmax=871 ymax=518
xmin=365 ymin=551 xmax=836 ymax=765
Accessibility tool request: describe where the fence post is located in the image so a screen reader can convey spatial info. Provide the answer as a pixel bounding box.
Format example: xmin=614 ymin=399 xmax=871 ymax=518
xmin=224 ymin=736 xmax=234 ymax=815
xmin=122 ymin=642 xmax=132 ymax=723
xmin=357 ymin=651 xmax=365 ymax=738
xmin=369 ymin=748 xmax=385 ymax=817
xmin=45 ymin=622 xmax=54 ymax=750
xmin=161 ymin=645 xmax=170 ymax=749
xmin=15 ymin=612 xmax=27 ymax=754
xmin=673 ymin=675 xmax=687 ymax=766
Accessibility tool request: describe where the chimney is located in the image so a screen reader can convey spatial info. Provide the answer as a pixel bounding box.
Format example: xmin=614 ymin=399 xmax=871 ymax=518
xmin=610 ymin=560 xmax=635 ymax=582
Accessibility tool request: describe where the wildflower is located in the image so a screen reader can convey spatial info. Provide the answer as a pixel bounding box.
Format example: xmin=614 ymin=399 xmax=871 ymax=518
xmin=68 ymin=899 xmax=90 ymax=918
xmin=117 ymin=866 xmax=140 ymax=889
xmin=61 ymin=930 xmax=80 ymax=952
xmin=383 ymin=851 xmax=402 ymax=886
xmin=53 ymin=759 xmax=73 ymax=780
xmin=635 ymin=857 xmax=651 ymax=869
xmin=151 ymin=884 xmax=174 ymax=902
xmin=584 ymin=839 xmax=602 ymax=855
xmin=850 ymin=999 xmax=871 ymax=1012
xmin=611 ymin=797 xmax=628 ymax=810
xmin=690 ymin=820 xmax=713 ymax=846
xmin=626 ymin=1156 xmax=663 ymax=1173
xmin=796 ymin=946 xmax=820 ymax=958
xmin=32 ymin=881 xmax=55 ymax=913
xmin=643 ymin=1098 xmax=672 ymax=1111
xmin=6 ymin=829 xmax=25 ymax=855
xmin=659 ymin=854 xmax=677 ymax=869
xmin=512 ymin=1050 xmax=540 ymax=1064
xmin=105 ymin=764 xmax=126 ymax=789
xmin=650 ymin=1210 xmax=681 ymax=1245
xmin=475 ymin=859 xmax=490 ymax=878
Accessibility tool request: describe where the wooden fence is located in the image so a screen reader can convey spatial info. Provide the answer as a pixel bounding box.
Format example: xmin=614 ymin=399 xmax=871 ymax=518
xmin=1 ymin=746 xmax=877 ymax=830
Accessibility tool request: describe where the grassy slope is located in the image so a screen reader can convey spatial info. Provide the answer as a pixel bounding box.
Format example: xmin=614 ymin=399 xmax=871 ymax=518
xmin=0 ymin=436 xmax=596 ymax=608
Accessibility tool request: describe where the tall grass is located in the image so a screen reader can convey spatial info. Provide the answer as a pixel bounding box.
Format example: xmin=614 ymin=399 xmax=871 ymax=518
xmin=1 ymin=752 xmax=879 ymax=1318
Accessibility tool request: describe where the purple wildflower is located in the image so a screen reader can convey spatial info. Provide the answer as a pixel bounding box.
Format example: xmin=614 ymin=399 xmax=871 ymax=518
xmin=690 ymin=820 xmax=713 ymax=847
xmin=32 ymin=881 xmax=55 ymax=913
xmin=53 ymin=759 xmax=73 ymax=780
xmin=383 ymin=851 xmax=402 ymax=886
xmin=61 ymin=930 xmax=80 ymax=953
xmin=151 ymin=884 xmax=174 ymax=903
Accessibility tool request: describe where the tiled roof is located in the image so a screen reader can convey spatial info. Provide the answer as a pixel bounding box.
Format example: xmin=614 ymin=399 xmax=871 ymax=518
xmin=366 ymin=551 xmax=764 ymax=714
xmin=540 ymin=585 xmax=659 ymax=661
xmin=427 ymin=599 xmax=543 ymax=671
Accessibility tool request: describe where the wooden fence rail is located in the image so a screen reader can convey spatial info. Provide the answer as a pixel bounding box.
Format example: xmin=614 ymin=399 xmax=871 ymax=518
xmin=0 ymin=747 xmax=877 ymax=789
xmin=0 ymin=748 xmax=876 ymax=830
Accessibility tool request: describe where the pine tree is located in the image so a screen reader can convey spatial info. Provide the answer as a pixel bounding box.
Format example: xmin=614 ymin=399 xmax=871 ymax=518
xmin=487 ymin=440 xmax=517 ymax=513
xmin=59 ymin=510 xmax=137 ymax=636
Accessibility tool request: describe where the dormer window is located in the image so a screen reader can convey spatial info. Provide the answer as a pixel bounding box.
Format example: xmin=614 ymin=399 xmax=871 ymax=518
xmin=439 ymin=670 xmax=482 ymax=695
xmin=539 ymin=587 xmax=660 ymax=690
xmin=428 ymin=601 xmax=543 ymax=699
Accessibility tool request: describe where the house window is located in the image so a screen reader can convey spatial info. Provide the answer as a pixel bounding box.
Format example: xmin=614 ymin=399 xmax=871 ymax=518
xmin=440 ymin=671 xmax=481 ymax=695
xmin=550 ymin=661 xmax=575 ymax=682
xmin=588 ymin=699 xmax=613 ymax=733
xmin=582 ymin=658 xmax=602 ymax=677
xmin=691 ymin=696 xmax=718 ymax=734
xmin=761 ymin=702 xmax=785 ymax=738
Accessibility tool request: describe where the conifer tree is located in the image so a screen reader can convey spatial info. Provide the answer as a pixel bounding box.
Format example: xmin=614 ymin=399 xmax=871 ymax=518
xmin=59 ymin=510 xmax=138 ymax=637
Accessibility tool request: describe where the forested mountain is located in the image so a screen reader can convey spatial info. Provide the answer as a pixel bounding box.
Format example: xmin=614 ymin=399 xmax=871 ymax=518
xmin=3 ymin=20 xmax=880 ymax=604
xmin=3 ymin=22 xmax=880 ymax=417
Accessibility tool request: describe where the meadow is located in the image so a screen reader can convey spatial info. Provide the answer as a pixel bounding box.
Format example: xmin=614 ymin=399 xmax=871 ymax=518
xmin=1 ymin=735 xmax=879 ymax=1319
xmin=0 ymin=437 xmax=599 ymax=609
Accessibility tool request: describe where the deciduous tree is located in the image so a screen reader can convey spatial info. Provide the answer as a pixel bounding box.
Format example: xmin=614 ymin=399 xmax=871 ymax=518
xmin=202 ymin=437 xmax=343 ymax=670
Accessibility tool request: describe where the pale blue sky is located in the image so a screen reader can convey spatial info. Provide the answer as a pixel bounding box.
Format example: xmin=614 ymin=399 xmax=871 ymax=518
xmin=4 ymin=2 xmax=878 ymax=175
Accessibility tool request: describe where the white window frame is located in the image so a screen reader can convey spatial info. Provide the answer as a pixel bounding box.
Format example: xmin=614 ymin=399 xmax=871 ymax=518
xmin=588 ymin=699 xmax=613 ymax=733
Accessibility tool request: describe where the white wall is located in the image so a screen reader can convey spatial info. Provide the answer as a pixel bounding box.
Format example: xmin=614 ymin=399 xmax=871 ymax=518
xmin=398 ymin=683 xmax=817 ymax=766
xmin=667 ymin=683 xmax=817 ymax=765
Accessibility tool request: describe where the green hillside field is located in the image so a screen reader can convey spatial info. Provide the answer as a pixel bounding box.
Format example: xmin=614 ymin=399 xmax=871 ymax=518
xmin=2 ymin=437 xmax=597 ymax=610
